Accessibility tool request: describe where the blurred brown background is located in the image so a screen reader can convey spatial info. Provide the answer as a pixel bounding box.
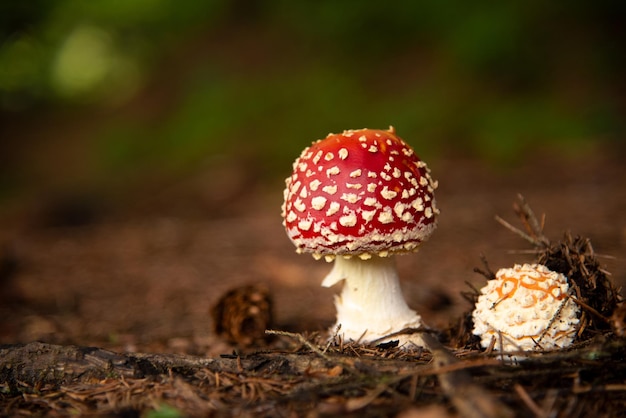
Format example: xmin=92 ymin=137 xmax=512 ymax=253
xmin=0 ymin=1 xmax=625 ymax=354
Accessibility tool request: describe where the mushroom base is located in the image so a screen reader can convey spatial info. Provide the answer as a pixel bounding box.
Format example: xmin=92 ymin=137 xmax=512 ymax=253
xmin=322 ymin=255 xmax=425 ymax=348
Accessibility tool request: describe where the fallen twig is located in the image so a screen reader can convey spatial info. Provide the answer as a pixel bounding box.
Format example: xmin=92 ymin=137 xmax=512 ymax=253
xmin=420 ymin=332 xmax=515 ymax=418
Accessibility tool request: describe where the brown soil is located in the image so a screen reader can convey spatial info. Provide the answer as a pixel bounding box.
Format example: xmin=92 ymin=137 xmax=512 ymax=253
xmin=1 ymin=144 xmax=626 ymax=417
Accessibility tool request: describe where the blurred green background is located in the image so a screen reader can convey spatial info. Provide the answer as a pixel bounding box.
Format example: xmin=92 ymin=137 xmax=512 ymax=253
xmin=0 ymin=1 xmax=624 ymax=205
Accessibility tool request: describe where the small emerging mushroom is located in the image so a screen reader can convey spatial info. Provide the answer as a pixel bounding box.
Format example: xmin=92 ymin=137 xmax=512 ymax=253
xmin=472 ymin=263 xmax=580 ymax=356
xmin=281 ymin=127 xmax=439 ymax=347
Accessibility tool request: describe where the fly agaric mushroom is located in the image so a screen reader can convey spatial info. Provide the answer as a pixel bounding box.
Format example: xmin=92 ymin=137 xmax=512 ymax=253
xmin=281 ymin=127 xmax=439 ymax=346
xmin=472 ymin=263 xmax=580 ymax=356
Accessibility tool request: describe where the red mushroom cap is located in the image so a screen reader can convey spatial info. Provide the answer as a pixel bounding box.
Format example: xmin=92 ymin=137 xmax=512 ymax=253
xmin=282 ymin=127 xmax=439 ymax=259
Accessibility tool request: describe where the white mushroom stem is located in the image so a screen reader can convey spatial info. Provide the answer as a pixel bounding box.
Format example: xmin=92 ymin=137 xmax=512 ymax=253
xmin=322 ymin=255 xmax=425 ymax=347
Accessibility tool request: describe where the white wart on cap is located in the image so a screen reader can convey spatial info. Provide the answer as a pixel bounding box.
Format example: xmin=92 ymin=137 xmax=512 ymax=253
xmin=281 ymin=127 xmax=439 ymax=259
xmin=472 ymin=263 xmax=580 ymax=354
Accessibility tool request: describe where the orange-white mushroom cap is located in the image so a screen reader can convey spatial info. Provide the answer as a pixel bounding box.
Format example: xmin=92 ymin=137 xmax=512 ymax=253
xmin=281 ymin=127 xmax=439 ymax=260
xmin=472 ymin=263 xmax=580 ymax=354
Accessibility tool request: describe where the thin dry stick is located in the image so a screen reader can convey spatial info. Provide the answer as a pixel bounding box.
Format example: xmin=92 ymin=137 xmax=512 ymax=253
xmin=514 ymin=383 xmax=547 ymax=418
xmin=495 ymin=194 xmax=550 ymax=248
xmin=474 ymin=254 xmax=496 ymax=280
xmin=265 ymin=329 xmax=358 ymax=374
xmin=495 ymin=215 xmax=539 ymax=245
xmin=323 ymin=325 xmax=341 ymax=354
xmin=537 ymin=290 xmax=574 ymax=345
xmin=409 ymin=357 xmax=502 ymax=376
xmin=569 ymin=296 xmax=611 ymax=323
xmin=345 ymin=385 xmax=388 ymax=412
xmin=420 ymin=332 xmax=515 ymax=418
xmin=265 ymin=330 xmax=329 ymax=359
xmin=514 ymin=193 xmax=550 ymax=246
xmin=573 ymin=383 xmax=626 ymax=394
